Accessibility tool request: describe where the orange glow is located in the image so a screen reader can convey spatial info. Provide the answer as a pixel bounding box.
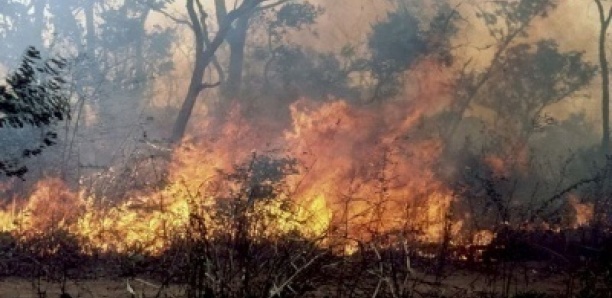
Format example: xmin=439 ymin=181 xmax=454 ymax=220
xmin=568 ymin=195 xmax=593 ymax=228
xmin=473 ymin=229 xmax=495 ymax=246
xmin=284 ymin=98 xmax=457 ymax=244
xmin=0 ymin=59 xmax=464 ymax=254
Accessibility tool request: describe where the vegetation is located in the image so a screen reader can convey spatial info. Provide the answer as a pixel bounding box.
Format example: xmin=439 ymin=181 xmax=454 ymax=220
xmin=1 ymin=0 xmax=612 ymax=297
xmin=0 ymin=47 xmax=69 ymax=178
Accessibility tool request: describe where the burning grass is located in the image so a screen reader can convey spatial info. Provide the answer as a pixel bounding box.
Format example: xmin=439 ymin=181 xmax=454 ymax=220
xmin=0 ymin=98 xmax=467 ymax=255
xmin=1 ymin=99 xmax=612 ymax=297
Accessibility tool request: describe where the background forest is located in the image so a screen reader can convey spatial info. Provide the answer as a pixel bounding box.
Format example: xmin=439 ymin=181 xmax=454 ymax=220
xmin=1 ymin=0 xmax=612 ymax=297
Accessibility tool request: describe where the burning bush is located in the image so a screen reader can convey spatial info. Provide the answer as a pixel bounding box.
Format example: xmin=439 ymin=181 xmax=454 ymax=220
xmin=19 ymin=178 xmax=84 ymax=233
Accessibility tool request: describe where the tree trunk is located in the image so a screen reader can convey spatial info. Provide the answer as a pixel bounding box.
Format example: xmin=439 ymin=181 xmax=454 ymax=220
xmin=170 ymin=0 xmax=259 ymax=143
xmin=83 ymin=0 xmax=106 ymax=86
xmin=224 ymin=14 xmax=251 ymax=99
xmin=135 ymin=9 xmax=151 ymax=89
xmin=85 ymin=0 xmax=96 ymax=59
xmin=596 ymin=0 xmax=612 ymax=155
xmin=170 ymin=60 xmax=206 ymax=143
xmin=600 ymin=26 xmax=610 ymax=155
xmin=214 ymin=0 xmax=228 ymax=23
xmin=170 ymin=0 xmax=207 ymax=143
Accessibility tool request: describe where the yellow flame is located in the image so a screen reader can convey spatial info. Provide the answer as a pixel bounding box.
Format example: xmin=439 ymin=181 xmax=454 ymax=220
xmin=1 ymin=87 xmax=463 ymax=254
xmin=569 ymin=195 xmax=593 ymax=228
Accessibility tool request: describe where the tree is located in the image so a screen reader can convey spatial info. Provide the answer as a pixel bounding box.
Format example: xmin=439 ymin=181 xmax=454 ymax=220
xmin=0 ymin=0 xmax=175 ymax=92
xmin=368 ymin=9 xmax=428 ymax=100
xmin=223 ymin=1 xmax=322 ymax=99
xmin=170 ymin=0 xmax=271 ymax=143
xmin=95 ymin=0 xmax=175 ymax=91
xmin=443 ymin=0 xmax=557 ymax=142
xmin=476 ymin=40 xmax=595 ymax=138
xmin=367 ymin=1 xmax=459 ymax=100
xmin=255 ymin=3 xmax=360 ymax=100
xmin=217 ymin=0 xmax=253 ymax=99
xmin=0 ymin=47 xmax=70 ymax=178
xmin=264 ymin=45 xmax=357 ymax=99
xmin=595 ymin=0 xmax=612 ymax=155
xmin=0 ymin=0 xmax=177 ymax=178
xmin=444 ymin=38 xmax=595 ymax=235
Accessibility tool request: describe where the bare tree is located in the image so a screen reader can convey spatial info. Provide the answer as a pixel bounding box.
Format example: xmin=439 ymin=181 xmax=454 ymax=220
xmin=169 ymin=0 xmax=263 ymax=143
xmin=170 ymin=0 xmax=293 ymax=143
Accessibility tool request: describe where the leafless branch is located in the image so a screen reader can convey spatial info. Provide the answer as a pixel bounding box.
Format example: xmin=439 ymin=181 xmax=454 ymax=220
xmin=152 ymin=8 xmax=192 ymax=27
xmin=258 ymin=0 xmax=290 ymax=11
xmin=201 ymin=81 xmax=221 ymax=91
xmin=268 ymin=251 xmax=326 ymax=297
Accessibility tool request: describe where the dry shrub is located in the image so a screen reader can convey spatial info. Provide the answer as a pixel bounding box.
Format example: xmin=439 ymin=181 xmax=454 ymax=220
xmin=23 ymin=178 xmax=83 ymax=232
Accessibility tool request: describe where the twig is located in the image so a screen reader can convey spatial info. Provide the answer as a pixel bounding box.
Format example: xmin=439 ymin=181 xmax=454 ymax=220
xmin=268 ymin=251 xmax=326 ymax=297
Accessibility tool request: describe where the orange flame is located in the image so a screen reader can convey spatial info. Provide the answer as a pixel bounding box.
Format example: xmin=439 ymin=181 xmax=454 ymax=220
xmin=0 ymin=59 xmax=463 ymax=254
xmin=568 ymin=195 xmax=593 ymax=228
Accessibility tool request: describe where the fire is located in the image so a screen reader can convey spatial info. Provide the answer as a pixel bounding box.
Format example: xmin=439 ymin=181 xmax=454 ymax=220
xmin=472 ymin=229 xmax=495 ymax=246
xmin=568 ymin=194 xmax=593 ymax=228
xmin=0 ymin=92 xmax=460 ymax=254
xmin=1 ymin=178 xmax=84 ymax=235
xmin=285 ymin=98 xmax=458 ymax=243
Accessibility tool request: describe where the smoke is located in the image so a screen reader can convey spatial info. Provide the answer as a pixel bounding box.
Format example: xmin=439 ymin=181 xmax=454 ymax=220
xmin=0 ymin=0 xmax=607 ymax=252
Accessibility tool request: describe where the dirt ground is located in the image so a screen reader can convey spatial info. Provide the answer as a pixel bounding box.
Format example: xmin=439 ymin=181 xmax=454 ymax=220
xmin=0 ymin=269 xmax=570 ymax=298
xmin=0 ymin=278 xmax=182 ymax=298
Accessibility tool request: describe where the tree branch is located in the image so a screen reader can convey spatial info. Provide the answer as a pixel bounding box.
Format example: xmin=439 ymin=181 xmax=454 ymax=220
xmin=531 ymin=175 xmax=601 ymax=221
xmin=268 ymin=252 xmax=326 ymax=297
xmin=152 ymin=7 xmax=192 ymax=27
xmin=186 ymin=0 xmax=206 ymax=51
xmin=214 ymin=0 xmax=228 ymax=26
xmin=196 ymin=0 xmax=225 ymax=82
xmin=200 ymin=81 xmax=221 ymax=91
xmin=258 ymin=0 xmax=290 ymax=11
xmin=595 ymin=0 xmax=612 ymax=26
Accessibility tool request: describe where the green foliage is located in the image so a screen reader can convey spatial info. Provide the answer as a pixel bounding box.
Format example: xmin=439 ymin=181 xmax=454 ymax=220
xmin=476 ymin=40 xmax=596 ymax=131
xmin=0 ymin=0 xmax=176 ymax=91
xmin=0 ymin=47 xmax=70 ymax=178
xmin=368 ymin=9 xmax=426 ymax=99
xmin=96 ymin=1 xmax=176 ymax=89
xmin=369 ymin=11 xmax=426 ymax=76
xmin=270 ymin=2 xmax=322 ymax=30
xmin=367 ymin=3 xmax=460 ymax=99
xmin=267 ymin=45 xmax=357 ymax=99
xmin=447 ymin=38 xmax=596 ymax=227
xmin=253 ymin=2 xmax=346 ymax=100
xmin=428 ymin=2 xmax=461 ymax=65
xmin=147 ymin=26 xmax=176 ymax=73
xmin=475 ymin=0 xmax=556 ymax=40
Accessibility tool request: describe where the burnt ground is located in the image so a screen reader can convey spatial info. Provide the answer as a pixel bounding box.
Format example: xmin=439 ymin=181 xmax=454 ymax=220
xmin=0 ymin=263 xmax=607 ymax=297
xmin=1 ymin=228 xmax=612 ymax=298
xmin=0 ymin=278 xmax=181 ymax=298
xmin=0 ymin=269 xmax=568 ymax=298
